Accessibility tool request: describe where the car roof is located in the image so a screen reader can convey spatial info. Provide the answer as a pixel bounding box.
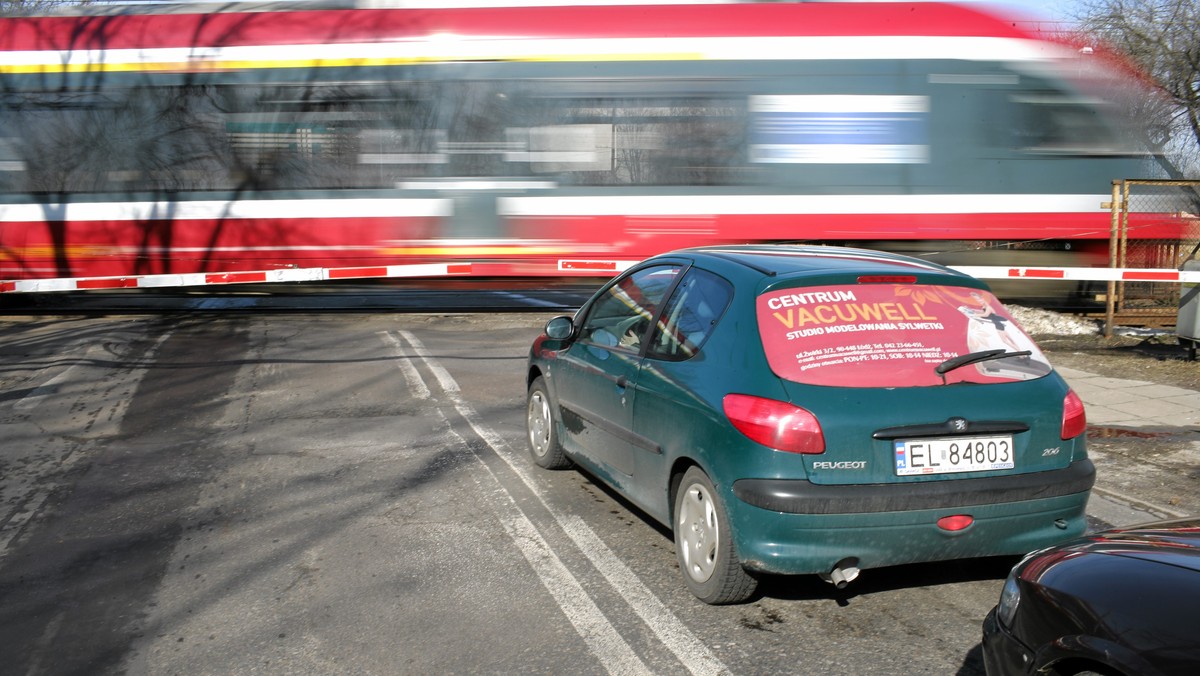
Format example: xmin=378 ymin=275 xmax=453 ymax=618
xmin=677 ymin=245 xmax=981 ymax=285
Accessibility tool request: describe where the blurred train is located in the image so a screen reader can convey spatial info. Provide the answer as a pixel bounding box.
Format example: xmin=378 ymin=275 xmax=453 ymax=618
xmin=0 ymin=0 xmax=1171 ymax=287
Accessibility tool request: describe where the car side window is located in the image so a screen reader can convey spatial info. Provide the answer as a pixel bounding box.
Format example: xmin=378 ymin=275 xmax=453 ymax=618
xmin=580 ymin=265 xmax=681 ymax=352
xmin=647 ymin=268 xmax=733 ymax=361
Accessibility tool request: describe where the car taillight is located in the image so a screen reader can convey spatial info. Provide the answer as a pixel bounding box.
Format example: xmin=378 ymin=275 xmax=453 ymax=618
xmin=722 ymin=394 xmax=825 ymax=454
xmin=1061 ymin=390 xmax=1086 ymax=439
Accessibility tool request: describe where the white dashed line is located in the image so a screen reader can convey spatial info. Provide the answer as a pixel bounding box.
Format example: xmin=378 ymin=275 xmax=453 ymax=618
xmin=389 ymin=329 xmax=729 ymax=676
xmin=379 ymin=331 xmax=431 ymax=399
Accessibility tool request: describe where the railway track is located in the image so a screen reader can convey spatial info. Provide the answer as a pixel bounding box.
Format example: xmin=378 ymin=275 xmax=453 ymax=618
xmin=0 ymin=282 xmax=599 ymax=315
xmin=0 ymin=279 xmax=1183 ymax=333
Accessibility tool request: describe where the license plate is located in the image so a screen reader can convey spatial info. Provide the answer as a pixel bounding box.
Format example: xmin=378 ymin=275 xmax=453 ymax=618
xmin=894 ymin=435 xmax=1014 ymax=476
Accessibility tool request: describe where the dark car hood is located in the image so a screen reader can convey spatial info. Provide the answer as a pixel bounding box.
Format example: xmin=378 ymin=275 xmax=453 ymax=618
xmin=1075 ymin=518 xmax=1200 ymax=573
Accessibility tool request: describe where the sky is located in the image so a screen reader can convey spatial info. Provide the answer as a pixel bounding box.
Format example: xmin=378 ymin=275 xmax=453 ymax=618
xmin=967 ymin=0 xmax=1086 ymax=25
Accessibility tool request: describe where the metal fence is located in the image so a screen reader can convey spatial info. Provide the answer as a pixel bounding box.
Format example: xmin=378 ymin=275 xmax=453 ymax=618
xmin=1107 ymin=179 xmax=1200 ymax=327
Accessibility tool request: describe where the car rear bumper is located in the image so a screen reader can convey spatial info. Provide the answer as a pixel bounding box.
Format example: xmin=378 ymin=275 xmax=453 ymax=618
xmin=732 ymin=459 xmax=1094 ymax=514
xmin=727 ymin=463 xmax=1093 ymax=575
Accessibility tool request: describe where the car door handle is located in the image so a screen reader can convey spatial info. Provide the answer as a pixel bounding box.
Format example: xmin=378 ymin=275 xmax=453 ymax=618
xmin=615 ymin=375 xmax=628 ymax=388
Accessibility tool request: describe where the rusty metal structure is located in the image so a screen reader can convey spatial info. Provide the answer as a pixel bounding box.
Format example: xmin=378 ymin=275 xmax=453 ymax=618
xmin=1104 ymin=179 xmax=1200 ymax=334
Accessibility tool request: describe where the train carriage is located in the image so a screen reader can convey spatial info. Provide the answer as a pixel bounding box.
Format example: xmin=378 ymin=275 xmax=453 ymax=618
xmin=0 ymin=1 xmax=1163 ymax=285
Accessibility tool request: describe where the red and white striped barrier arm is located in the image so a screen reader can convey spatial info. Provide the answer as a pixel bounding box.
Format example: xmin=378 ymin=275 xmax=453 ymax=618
xmin=557 ymin=261 xmax=1200 ymax=284
xmin=950 ymin=266 xmax=1200 ymax=284
xmin=557 ymin=260 xmax=639 ymax=274
xmin=1 ymin=262 xmax=474 ymax=293
xmin=5 ymin=262 xmax=1200 ymax=294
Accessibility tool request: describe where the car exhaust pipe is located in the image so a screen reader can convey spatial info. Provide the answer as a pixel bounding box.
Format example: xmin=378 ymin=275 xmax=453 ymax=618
xmin=819 ymin=558 xmax=861 ymax=589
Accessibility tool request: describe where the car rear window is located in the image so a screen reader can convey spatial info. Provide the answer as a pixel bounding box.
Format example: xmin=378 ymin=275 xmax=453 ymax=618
xmin=757 ymin=283 xmax=1052 ymax=387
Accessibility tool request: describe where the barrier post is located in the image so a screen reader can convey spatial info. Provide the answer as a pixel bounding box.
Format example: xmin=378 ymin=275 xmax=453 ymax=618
xmin=1105 ymin=180 xmax=1121 ymax=338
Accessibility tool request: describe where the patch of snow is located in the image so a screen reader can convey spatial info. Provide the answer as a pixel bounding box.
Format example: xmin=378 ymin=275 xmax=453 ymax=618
xmin=1005 ymin=305 xmax=1100 ymax=336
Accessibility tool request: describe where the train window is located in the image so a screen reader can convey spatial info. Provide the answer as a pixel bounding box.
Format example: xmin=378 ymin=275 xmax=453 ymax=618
xmin=506 ymin=86 xmax=746 ymax=186
xmin=0 ymin=138 xmax=22 ymax=172
xmin=0 ymin=138 xmax=23 ymax=192
xmin=432 ymin=81 xmax=521 ymax=179
xmin=505 ymin=124 xmax=614 ymax=173
xmin=358 ymin=128 xmax=448 ymax=168
xmin=217 ymin=82 xmax=445 ymax=188
xmin=1011 ymin=93 xmax=1122 ymax=154
xmin=0 ymin=86 xmax=234 ymax=193
xmin=0 ymin=77 xmax=753 ymax=193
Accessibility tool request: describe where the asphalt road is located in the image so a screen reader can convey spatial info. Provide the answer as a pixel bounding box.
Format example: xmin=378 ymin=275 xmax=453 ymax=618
xmin=0 ymin=311 xmax=1182 ymax=675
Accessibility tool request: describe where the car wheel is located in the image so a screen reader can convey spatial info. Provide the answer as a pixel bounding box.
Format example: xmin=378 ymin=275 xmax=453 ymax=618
xmin=527 ymin=376 xmax=570 ymax=469
xmin=673 ymin=466 xmax=757 ymax=604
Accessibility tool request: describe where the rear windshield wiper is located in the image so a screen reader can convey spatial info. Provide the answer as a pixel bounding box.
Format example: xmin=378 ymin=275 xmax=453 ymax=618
xmin=935 ymin=349 xmax=1032 ymax=384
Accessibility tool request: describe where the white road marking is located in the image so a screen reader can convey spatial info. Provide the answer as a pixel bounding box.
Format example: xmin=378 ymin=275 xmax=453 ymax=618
xmin=13 ymin=341 xmax=99 ymax=411
xmin=394 ymin=330 xmax=459 ymax=394
xmin=1 ymin=330 xmax=174 ymax=566
xmin=499 ymin=512 xmax=653 ymax=676
xmin=560 ymin=516 xmax=729 ymax=676
xmin=0 ymin=489 xmax=52 ymax=558
xmin=392 ymin=329 xmax=730 ymax=676
xmin=378 ymin=331 xmax=431 ymax=399
xmin=385 ymin=330 xmax=651 ymax=675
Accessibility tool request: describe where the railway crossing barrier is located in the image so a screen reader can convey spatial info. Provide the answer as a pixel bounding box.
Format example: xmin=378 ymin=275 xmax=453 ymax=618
xmin=0 ymin=262 xmax=475 ymax=293
xmin=4 ymin=259 xmax=1200 ymax=294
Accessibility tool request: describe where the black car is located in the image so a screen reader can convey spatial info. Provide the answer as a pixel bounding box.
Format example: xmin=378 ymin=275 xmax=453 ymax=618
xmin=983 ymin=517 xmax=1200 ymax=675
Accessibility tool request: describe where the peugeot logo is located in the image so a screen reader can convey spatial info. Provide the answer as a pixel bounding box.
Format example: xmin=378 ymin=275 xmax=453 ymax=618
xmin=950 ymin=417 xmax=968 ymax=432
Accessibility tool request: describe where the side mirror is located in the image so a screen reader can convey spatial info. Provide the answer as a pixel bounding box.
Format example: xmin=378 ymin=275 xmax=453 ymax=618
xmin=545 ymin=315 xmax=575 ymax=340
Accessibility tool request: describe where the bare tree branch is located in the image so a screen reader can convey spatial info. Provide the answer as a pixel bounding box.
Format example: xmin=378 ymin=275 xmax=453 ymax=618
xmin=1076 ymin=0 xmax=1200 ymax=176
xmin=1 ymin=0 xmax=100 ymax=17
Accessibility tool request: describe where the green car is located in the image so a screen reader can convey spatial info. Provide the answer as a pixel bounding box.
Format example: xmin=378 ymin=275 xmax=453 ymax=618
xmin=525 ymin=245 xmax=1093 ymax=604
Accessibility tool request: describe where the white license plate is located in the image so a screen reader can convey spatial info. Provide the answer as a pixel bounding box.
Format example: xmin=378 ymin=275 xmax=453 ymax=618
xmin=894 ymin=435 xmax=1014 ymax=476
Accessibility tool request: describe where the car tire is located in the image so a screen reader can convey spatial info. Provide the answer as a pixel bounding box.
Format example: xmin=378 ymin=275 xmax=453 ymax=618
xmin=527 ymin=376 xmax=570 ymax=469
xmin=673 ymin=466 xmax=757 ymax=604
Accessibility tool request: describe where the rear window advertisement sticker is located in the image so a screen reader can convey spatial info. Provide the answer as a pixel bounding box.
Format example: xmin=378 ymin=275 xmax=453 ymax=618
xmin=757 ymin=285 xmax=1052 ymax=387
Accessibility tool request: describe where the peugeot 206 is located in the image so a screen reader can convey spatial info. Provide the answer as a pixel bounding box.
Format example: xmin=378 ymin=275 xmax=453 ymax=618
xmin=525 ymin=245 xmax=1093 ymax=604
